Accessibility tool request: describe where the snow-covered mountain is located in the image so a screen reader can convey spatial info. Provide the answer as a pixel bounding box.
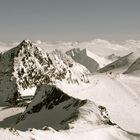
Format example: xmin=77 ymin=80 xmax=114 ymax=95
xmin=0 ymin=39 xmax=140 ymax=140
xmin=0 ymin=40 xmax=89 ymax=105
xmin=66 ymin=48 xmax=99 ymax=73
xmin=15 ymin=84 xmax=112 ymax=131
xmin=123 ymin=57 xmax=140 ymax=74
xmin=98 ymin=52 xmax=133 ymax=73
xmin=66 ymin=48 xmax=111 ymax=73
xmin=48 ymin=49 xmax=89 ymax=84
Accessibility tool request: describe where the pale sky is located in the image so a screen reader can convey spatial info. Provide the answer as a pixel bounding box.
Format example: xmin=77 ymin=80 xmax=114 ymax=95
xmin=0 ymin=0 xmax=140 ymax=41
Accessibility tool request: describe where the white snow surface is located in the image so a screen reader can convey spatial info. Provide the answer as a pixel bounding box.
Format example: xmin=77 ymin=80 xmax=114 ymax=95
xmin=0 ymin=79 xmax=140 ymax=139
xmin=10 ymin=73 xmax=140 ymax=139
xmin=0 ymin=126 xmax=139 ymax=140
xmin=57 ymin=74 xmax=140 ymax=134
xmin=85 ymin=49 xmax=111 ymax=68
xmin=0 ymin=39 xmax=140 ymax=139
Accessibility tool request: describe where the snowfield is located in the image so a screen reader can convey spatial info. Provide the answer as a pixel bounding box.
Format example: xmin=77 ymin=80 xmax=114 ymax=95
xmin=57 ymin=74 xmax=140 ymax=134
xmin=0 ymin=39 xmax=140 ymax=140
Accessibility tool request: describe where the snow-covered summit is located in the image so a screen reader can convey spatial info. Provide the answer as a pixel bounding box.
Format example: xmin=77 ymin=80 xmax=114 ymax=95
xmin=0 ymin=40 xmax=89 ymax=105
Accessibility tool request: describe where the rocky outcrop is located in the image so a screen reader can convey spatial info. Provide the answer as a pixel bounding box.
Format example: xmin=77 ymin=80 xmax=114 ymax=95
xmin=123 ymin=57 xmax=140 ymax=74
xmin=15 ymin=85 xmax=112 ymax=131
xmin=98 ymin=52 xmax=133 ymax=73
xmin=107 ymin=54 xmax=120 ymax=61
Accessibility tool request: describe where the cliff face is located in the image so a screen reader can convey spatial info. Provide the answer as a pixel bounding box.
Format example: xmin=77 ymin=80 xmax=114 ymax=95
xmin=123 ymin=57 xmax=140 ymax=74
xmin=98 ymin=52 xmax=133 ymax=73
xmin=15 ymin=85 xmax=112 ymax=131
xmin=66 ymin=48 xmax=99 ymax=73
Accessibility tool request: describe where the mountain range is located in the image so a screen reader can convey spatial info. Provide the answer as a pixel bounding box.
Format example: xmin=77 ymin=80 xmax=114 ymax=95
xmin=0 ymin=39 xmax=140 ymax=140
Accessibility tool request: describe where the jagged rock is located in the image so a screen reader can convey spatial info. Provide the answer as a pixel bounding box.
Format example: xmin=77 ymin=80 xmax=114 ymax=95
xmin=0 ymin=40 xmax=50 ymax=105
xmin=0 ymin=40 xmax=89 ymax=105
xmin=66 ymin=48 xmax=80 ymax=57
xmin=66 ymin=48 xmax=99 ymax=73
xmin=123 ymin=57 xmax=140 ymax=74
xmin=98 ymin=52 xmax=133 ymax=73
xmin=15 ymin=85 xmax=112 ymax=131
xmin=48 ymin=49 xmax=89 ymax=84
xmin=107 ymin=54 xmax=120 ymax=61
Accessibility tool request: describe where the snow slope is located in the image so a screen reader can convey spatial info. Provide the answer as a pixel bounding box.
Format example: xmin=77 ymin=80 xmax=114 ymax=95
xmin=12 ymin=83 xmax=140 ymax=140
xmin=67 ymin=48 xmax=112 ymax=70
xmin=98 ymin=52 xmax=133 ymax=73
xmin=0 ymin=107 xmax=25 ymax=128
xmin=56 ymin=74 xmax=140 ymax=134
xmin=15 ymin=85 xmax=111 ymax=131
xmin=85 ymin=49 xmax=111 ymax=68
xmin=0 ymin=125 xmax=140 ymax=140
xmin=0 ymin=39 xmax=140 ymax=139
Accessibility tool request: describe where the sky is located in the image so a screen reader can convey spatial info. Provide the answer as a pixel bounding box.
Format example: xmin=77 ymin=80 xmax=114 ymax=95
xmin=0 ymin=0 xmax=140 ymax=42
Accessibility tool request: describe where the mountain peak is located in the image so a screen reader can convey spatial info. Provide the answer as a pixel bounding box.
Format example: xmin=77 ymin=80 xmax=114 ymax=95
xmin=20 ymin=40 xmax=32 ymax=45
xmin=0 ymin=41 xmax=90 ymax=105
xmin=17 ymin=40 xmax=33 ymax=50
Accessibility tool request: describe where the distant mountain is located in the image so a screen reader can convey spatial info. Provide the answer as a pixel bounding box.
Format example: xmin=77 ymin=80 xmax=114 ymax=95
xmin=107 ymin=54 xmax=121 ymax=61
xmin=66 ymin=48 xmax=99 ymax=73
xmin=15 ymin=84 xmax=112 ymax=131
xmin=1 ymin=39 xmax=140 ymax=56
xmin=0 ymin=40 xmax=89 ymax=105
xmin=123 ymin=57 xmax=140 ymax=74
xmin=66 ymin=48 xmax=111 ymax=73
xmin=98 ymin=52 xmax=133 ymax=73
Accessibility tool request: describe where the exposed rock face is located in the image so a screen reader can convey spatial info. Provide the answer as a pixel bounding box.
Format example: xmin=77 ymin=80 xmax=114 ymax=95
xmin=15 ymin=85 xmax=112 ymax=131
xmin=107 ymin=54 xmax=120 ymax=61
xmin=0 ymin=42 xmax=21 ymax=105
xmin=13 ymin=40 xmax=53 ymax=89
xmin=49 ymin=49 xmax=89 ymax=84
xmin=0 ymin=40 xmax=89 ymax=105
xmin=98 ymin=52 xmax=133 ymax=73
xmin=123 ymin=57 xmax=140 ymax=74
xmin=0 ymin=40 xmax=53 ymax=105
xmin=66 ymin=48 xmax=99 ymax=73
